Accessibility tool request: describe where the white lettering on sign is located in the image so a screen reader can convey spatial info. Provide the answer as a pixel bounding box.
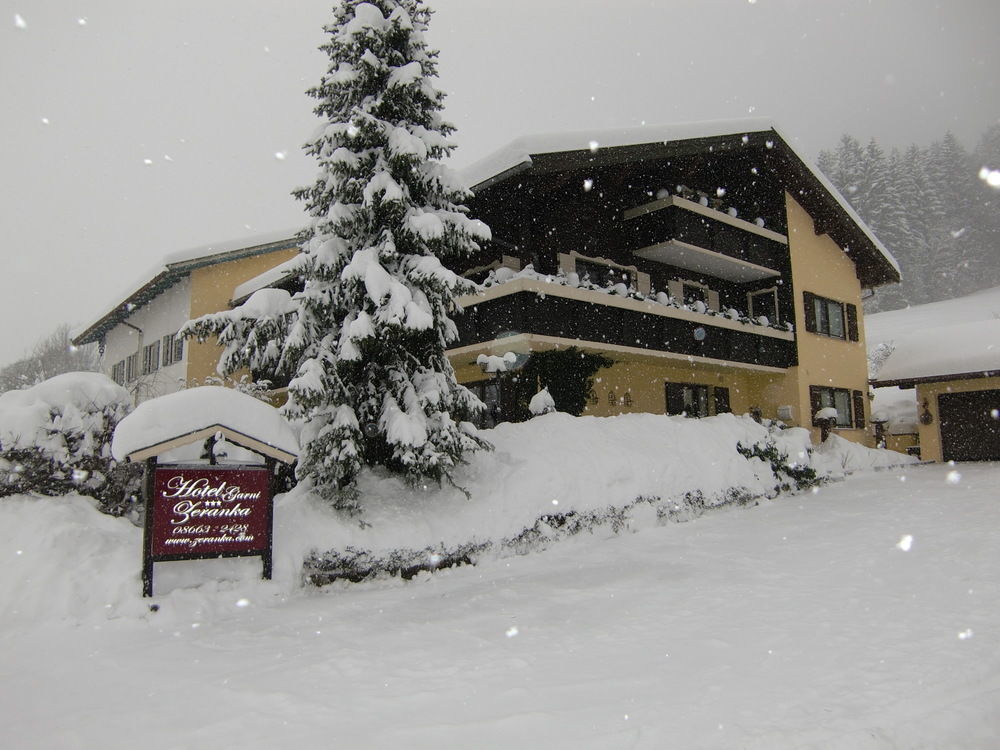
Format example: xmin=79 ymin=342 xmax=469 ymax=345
xmin=162 ymin=476 xmax=263 ymax=502
xmin=161 ymin=475 xmax=262 ymax=525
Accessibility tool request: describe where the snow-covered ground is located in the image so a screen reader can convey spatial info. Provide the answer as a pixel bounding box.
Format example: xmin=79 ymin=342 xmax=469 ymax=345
xmin=2 ymin=416 xmax=997 ymax=748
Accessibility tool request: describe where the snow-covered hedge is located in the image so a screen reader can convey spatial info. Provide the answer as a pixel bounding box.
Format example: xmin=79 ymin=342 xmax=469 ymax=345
xmin=0 ymin=373 xmax=140 ymax=515
xmin=293 ymin=413 xmax=912 ymax=584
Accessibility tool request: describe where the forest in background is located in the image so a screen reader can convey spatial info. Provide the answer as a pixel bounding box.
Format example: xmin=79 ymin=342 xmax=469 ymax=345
xmin=817 ymin=125 xmax=1000 ymax=313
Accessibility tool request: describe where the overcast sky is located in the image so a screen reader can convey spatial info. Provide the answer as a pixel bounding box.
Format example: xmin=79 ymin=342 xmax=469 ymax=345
xmin=2 ymin=0 xmax=997 ymax=367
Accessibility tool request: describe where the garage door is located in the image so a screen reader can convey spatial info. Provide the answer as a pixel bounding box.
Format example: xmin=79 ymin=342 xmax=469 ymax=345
xmin=938 ymin=389 xmax=1000 ymax=462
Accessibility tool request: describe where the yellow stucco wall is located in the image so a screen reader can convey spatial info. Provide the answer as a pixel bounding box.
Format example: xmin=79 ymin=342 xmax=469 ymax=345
xmin=913 ymin=375 xmax=1000 ymax=462
xmin=579 ymin=356 xmax=787 ymax=418
xmin=185 ymin=247 xmax=299 ymax=385
xmin=885 ymin=433 xmax=919 ymax=456
xmin=785 ymin=194 xmax=872 ymax=445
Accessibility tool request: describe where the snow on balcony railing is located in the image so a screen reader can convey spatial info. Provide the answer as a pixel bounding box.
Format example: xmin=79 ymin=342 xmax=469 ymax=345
xmin=477 ymin=265 xmax=794 ymax=334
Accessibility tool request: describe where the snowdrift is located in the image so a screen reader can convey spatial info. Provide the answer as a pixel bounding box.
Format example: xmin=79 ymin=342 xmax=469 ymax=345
xmin=0 ymin=413 xmax=913 ymax=624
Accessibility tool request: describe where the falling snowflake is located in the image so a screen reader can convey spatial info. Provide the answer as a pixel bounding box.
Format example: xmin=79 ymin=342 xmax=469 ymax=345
xmin=77 ymin=17 xmax=87 ymax=26
xmin=143 ymin=158 xmax=153 ymax=165
xmin=14 ymin=13 xmax=26 ymax=29
xmin=588 ymin=140 xmax=599 ymax=153
xmin=946 ymin=470 xmax=962 ymax=485
xmin=958 ymin=629 xmax=974 ymax=640
xmin=41 ymin=117 xmax=50 ymax=125
xmin=979 ymin=166 xmax=1000 ymax=188
xmin=274 ymin=151 xmax=287 ymax=160
xmin=896 ymin=534 xmax=913 ymax=552
xmin=505 ymin=626 xmax=519 ymax=638
xmin=583 ymin=178 xmax=593 ymax=192
xmin=235 ymin=598 xmax=250 ymax=608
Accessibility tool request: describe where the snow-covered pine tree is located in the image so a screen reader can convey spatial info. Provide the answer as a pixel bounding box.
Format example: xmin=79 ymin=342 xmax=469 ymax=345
xmin=182 ymin=288 xmax=296 ymax=388
xmin=283 ymin=0 xmax=491 ymax=502
xmin=925 ymin=132 xmax=975 ymax=300
xmin=971 ymin=125 xmax=1000 ymax=289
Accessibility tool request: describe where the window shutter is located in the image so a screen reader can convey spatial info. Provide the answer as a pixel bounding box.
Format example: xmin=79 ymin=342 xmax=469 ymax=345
xmin=707 ymin=289 xmax=720 ymax=312
xmin=713 ymin=386 xmax=731 ymax=415
xmin=667 ymin=279 xmax=683 ymax=302
xmin=852 ymin=389 xmax=866 ymax=429
xmin=665 ymin=383 xmax=684 ymax=415
xmin=803 ymin=292 xmax=817 ymax=333
xmin=809 ymin=385 xmax=822 ymax=426
xmin=846 ymin=303 xmax=859 ymax=342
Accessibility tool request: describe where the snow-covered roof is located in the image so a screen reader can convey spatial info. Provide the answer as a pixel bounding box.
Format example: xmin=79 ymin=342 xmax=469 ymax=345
xmin=460 ymin=118 xmax=900 ymax=288
xmin=111 ymin=386 xmax=298 ymax=464
xmin=232 ymin=255 xmax=302 ymax=304
xmin=866 ymin=285 xmax=1000 ymax=348
xmin=73 ymin=229 xmax=299 ymax=346
xmin=461 ymin=118 xmax=781 ymax=188
xmin=871 ymin=319 xmax=1000 ymax=385
xmin=867 ymin=285 xmax=1000 ymax=385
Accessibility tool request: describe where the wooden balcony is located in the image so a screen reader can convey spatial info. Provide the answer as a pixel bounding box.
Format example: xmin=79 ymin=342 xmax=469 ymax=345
xmin=452 ymin=279 xmax=796 ymax=371
xmin=624 ymin=195 xmax=787 ymax=282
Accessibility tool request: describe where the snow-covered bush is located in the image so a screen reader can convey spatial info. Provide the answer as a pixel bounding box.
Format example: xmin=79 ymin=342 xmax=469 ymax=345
xmin=737 ymin=437 xmax=819 ymax=493
xmin=528 ymin=387 xmax=556 ymax=416
xmin=0 ymin=373 xmax=140 ymax=515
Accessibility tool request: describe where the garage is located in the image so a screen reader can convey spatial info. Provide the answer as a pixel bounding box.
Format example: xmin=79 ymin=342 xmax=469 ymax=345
xmin=938 ymin=390 xmax=1000 ymax=462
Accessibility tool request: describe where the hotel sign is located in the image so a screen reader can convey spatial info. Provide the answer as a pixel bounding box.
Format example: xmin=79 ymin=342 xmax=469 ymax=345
xmin=142 ymin=465 xmax=274 ymax=596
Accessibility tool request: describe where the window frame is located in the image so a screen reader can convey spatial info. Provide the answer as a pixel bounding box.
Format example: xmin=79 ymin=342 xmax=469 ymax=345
xmin=666 ymin=382 xmax=731 ymax=419
xmin=110 ymin=360 xmax=126 ymax=386
xmin=161 ymin=333 xmax=184 ymax=367
xmin=803 ymin=291 xmax=859 ymax=341
xmin=125 ymin=353 xmax=138 ymax=383
xmin=748 ymin=287 xmax=780 ymax=324
xmin=810 ymin=385 xmax=866 ymax=429
xmin=141 ymin=340 xmax=161 ymax=376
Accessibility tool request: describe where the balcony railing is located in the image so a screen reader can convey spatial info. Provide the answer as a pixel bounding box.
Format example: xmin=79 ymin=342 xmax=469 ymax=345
xmin=453 ymin=278 xmax=796 ymax=371
xmin=624 ymin=195 xmax=787 ymax=282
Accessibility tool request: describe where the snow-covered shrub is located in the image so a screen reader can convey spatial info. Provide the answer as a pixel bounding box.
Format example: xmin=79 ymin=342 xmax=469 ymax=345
xmin=528 ymin=387 xmax=556 ymax=416
xmin=0 ymin=373 xmax=140 ymax=515
xmin=521 ymin=347 xmax=613 ymax=417
xmin=737 ymin=437 xmax=819 ymax=493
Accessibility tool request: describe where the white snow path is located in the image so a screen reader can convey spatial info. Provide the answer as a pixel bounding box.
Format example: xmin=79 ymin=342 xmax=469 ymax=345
xmin=2 ymin=463 xmax=998 ymax=749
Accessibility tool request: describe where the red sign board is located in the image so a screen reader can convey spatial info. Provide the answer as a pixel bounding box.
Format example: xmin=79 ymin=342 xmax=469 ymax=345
xmin=150 ymin=466 xmax=272 ymax=558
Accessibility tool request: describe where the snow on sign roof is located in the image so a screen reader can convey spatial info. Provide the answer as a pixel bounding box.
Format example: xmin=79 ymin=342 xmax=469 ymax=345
xmin=872 ymin=319 xmax=1000 ymax=385
xmin=112 ymin=386 xmax=299 ymax=464
xmin=459 ymin=117 xmax=900 ymax=287
xmin=73 ymin=229 xmax=299 ymax=346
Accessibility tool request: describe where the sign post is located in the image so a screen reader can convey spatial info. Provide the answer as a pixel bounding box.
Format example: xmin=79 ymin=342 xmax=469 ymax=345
xmin=110 ymin=386 xmax=298 ymax=599
xmin=141 ymin=460 xmax=277 ymax=597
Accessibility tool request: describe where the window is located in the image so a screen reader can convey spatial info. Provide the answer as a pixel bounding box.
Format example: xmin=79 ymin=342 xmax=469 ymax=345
xmin=161 ymin=333 xmax=184 ymax=366
xmin=666 ymin=382 xmax=731 ymax=418
xmin=576 ymin=257 xmax=634 ymax=288
xmin=142 ymin=340 xmax=161 ymax=375
xmin=682 ymin=282 xmax=708 ymax=307
xmin=810 ymin=385 xmax=866 ymax=428
xmin=125 ymin=353 xmax=139 ymax=382
xmin=667 ymin=278 xmax=720 ymax=311
xmin=466 ymin=380 xmax=501 ymax=428
xmin=804 ymin=292 xmax=858 ymax=341
xmin=713 ymin=386 xmax=731 ymax=415
xmin=110 ymin=360 xmax=126 ymax=386
xmin=748 ymin=287 xmax=779 ymax=324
